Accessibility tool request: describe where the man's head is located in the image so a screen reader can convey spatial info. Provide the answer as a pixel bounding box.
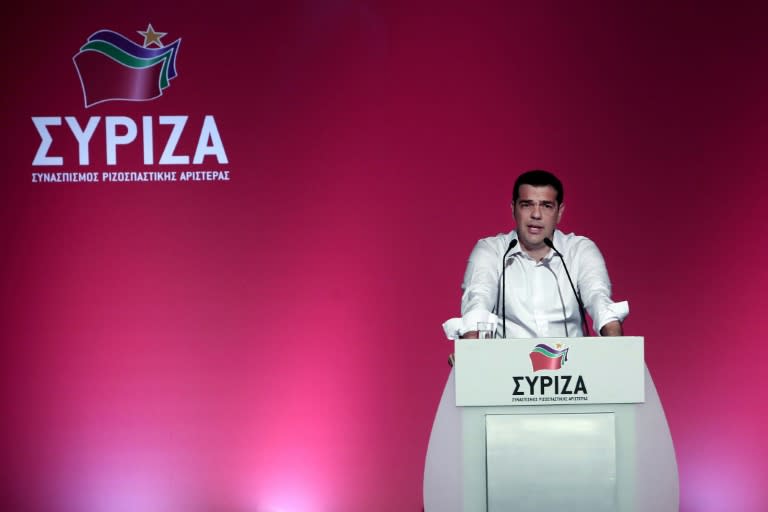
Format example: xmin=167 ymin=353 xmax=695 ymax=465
xmin=511 ymin=170 xmax=565 ymax=258
xmin=512 ymin=169 xmax=563 ymax=205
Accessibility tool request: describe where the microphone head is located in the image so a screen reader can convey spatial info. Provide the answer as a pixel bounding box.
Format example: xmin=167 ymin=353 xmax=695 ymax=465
xmin=508 ymin=239 xmax=518 ymax=250
xmin=543 ymin=237 xmax=554 ymax=248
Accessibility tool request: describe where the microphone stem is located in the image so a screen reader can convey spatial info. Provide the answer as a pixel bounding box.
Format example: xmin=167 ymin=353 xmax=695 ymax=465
xmin=544 ymin=237 xmax=589 ymax=337
xmin=501 ymin=239 xmax=518 ymax=338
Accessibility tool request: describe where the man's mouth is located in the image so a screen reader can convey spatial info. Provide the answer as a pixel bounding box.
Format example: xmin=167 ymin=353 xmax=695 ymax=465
xmin=528 ymin=224 xmax=544 ymax=234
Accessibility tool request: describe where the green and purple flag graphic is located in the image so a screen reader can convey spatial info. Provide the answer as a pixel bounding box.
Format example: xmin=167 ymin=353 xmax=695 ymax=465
xmin=73 ymin=29 xmax=181 ymax=108
xmin=529 ymin=343 xmax=569 ymax=372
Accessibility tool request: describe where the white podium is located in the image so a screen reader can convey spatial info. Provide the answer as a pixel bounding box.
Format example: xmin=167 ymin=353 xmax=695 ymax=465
xmin=423 ymin=337 xmax=678 ymax=512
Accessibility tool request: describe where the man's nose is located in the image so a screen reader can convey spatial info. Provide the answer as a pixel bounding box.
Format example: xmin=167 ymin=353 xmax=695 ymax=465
xmin=531 ymin=204 xmax=542 ymax=218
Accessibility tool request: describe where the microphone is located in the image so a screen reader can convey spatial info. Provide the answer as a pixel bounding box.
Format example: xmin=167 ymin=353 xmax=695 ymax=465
xmin=500 ymin=238 xmax=518 ymax=338
xmin=544 ymin=237 xmax=589 ymax=336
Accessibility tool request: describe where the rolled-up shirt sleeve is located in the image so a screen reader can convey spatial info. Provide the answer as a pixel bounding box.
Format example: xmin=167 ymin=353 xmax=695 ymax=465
xmin=441 ymin=238 xmax=504 ymax=339
xmin=461 ymin=239 xmax=501 ymax=317
xmin=573 ymin=238 xmax=629 ymax=333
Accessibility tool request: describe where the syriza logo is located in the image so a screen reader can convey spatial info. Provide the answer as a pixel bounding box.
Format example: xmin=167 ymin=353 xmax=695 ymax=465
xmin=30 ymin=24 xmax=230 ymax=185
xmin=511 ymin=342 xmax=587 ymax=401
xmin=529 ymin=343 xmax=569 ymax=372
xmin=73 ymin=24 xmax=181 ymax=108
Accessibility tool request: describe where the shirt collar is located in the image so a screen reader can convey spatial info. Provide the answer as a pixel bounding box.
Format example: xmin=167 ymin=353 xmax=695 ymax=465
xmin=508 ymin=229 xmax=561 ymax=262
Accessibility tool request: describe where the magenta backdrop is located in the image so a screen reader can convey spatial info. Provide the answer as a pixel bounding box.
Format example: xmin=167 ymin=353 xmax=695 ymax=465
xmin=3 ymin=2 xmax=768 ymax=511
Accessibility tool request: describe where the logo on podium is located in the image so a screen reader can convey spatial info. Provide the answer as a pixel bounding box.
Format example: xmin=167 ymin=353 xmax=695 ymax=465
xmin=529 ymin=343 xmax=569 ymax=372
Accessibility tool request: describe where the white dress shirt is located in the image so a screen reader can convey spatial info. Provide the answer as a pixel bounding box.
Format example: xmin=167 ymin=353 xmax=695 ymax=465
xmin=444 ymin=229 xmax=628 ymax=339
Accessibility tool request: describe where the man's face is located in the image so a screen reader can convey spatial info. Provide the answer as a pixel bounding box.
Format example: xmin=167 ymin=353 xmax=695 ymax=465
xmin=512 ymin=184 xmax=564 ymax=253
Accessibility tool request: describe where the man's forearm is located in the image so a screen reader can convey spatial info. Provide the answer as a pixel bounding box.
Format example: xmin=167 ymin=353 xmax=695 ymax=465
xmin=599 ymin=320 xmax=623 ymax=336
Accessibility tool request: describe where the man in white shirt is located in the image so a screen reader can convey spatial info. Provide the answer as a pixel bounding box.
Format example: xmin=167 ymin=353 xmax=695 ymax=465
xmin=448 ymin=170 xmax=628 ymax=340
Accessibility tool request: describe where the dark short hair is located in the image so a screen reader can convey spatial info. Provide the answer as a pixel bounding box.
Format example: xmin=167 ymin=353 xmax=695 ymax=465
xmin=513 ymin=169 xmax=564 ymax=204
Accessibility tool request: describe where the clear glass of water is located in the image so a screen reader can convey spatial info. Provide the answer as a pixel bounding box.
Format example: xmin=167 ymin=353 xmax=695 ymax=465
xmin=477 ymin=322 xmax=495 ymax=339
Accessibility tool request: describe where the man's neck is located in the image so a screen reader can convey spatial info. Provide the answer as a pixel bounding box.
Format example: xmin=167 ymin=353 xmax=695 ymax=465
xmin=520 ymin=243 xmax=550 ymax=262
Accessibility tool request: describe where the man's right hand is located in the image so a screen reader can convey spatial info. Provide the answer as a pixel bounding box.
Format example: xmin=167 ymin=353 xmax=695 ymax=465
xmin=460 ymin=331 xmax=479 ymax=339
